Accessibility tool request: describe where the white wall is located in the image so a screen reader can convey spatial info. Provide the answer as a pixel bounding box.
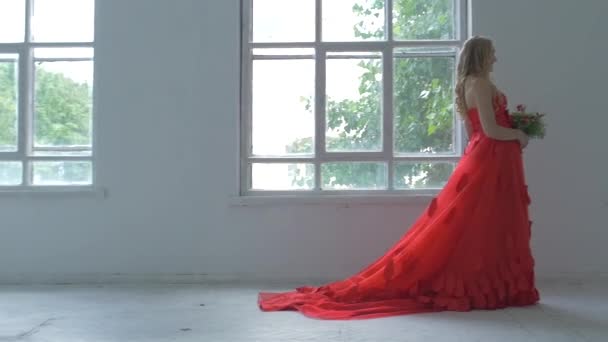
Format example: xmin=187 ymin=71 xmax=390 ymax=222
xmin=0 ymin=0 xmax=606 ymax=284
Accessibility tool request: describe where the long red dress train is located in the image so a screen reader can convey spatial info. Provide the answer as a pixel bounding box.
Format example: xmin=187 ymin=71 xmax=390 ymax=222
xmin=258 ymin=93 xmax=540 ymax=319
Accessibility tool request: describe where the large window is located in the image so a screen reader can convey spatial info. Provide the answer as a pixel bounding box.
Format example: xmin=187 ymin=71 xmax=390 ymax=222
xmin=0 ymin=0 xmax=95 ymax=188
xmin=241 ymin=0 xmax=467 ymax=196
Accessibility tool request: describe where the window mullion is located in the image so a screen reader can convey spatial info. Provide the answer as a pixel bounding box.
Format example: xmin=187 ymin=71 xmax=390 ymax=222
xmin=318 ymin=152 xmax=387 ymax=162
xmin=382 ymin=45 xmax=394 ymax=190
xmin=25 ymin=0 xmax=32 ymax=43
xmin=456 ymin=0 xmax=468 ymax=155
xmin=313 ymin=0 xmax=323 ymax=190
xmin=27 ymin=156 xmax=93 ymax=162
xmin=387 ymin=0 xmax=394 ymax=42
xmin=315 ymin=0 xmax=322 ymax=43
xmin=394 ymin=155 xmax=461 ymax=162
xmin=17 ymin=47 xmax=34 ymax=186
xmin=20 ymin=0 xmax=34 ymax=186
xmin=22 ymin=45 xmax=34 ymax=186
xmin=16 ymin=49 xmax=27 ymax=163
xmin=457 ymin=0 xmax=469 ymax=41
xmin=314 ymin=46 xmax=326 ymax=191
xmin=252 ymin=41 xmax=463 ymax=49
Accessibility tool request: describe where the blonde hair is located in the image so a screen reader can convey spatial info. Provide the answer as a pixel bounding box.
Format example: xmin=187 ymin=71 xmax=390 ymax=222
xmin=455 ymin=36 xmax=495 ymax=117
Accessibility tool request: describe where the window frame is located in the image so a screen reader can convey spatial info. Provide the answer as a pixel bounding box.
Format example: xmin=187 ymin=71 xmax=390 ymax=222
xmin=0 ymin=0 xmax=96 ymax=191
xmin=240 ymin=0 xmax=469 ymax=198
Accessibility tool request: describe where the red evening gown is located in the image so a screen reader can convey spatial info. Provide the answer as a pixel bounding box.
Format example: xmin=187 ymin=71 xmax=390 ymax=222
xmin=258 ymin=92 xmax=540 ymax=319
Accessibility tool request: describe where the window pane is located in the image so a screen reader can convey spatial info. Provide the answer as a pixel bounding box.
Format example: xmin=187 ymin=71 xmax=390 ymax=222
xmin=31 ymin=0 xmax=95 ymax=42
xmin=394 ymin=54 xmax=454 ymax=154
xmin=252 ymin=0 xmax=314 ymax=42
xmin=32 ymin=161 xmax=92 ymax=185
xmin=326 ymin=53 xmax=382 ymax=152
xmin=0 ymin=0 xmax=25 ymax=42
xmin=394 ymin=162 xmax=454 ymax=189
xmin=322 ymin=162 xmax=387 ymax=190
xmin=323 ymin=0 xmax=385 ymax=41
xmin=393 ymin=0 xmax=455 ymax=40
xmin=34 ymin=54 xmax=93 ymax=151
xmin=34 ymin=48 xmax=94 ymax=59
xmin=0 ymin=54 xmax=19 ymax=152
xmin=0 ymin=161 xmax=22 ymax=185
xmin=252 ymin=57 xmax=314 ymax=156
xmin=251 ymin=163 xmax=314 ymax=190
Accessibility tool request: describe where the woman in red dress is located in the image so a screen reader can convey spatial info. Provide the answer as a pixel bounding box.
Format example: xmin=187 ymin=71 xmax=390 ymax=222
xmin=258 ymin=36 xmax=540 ymax=320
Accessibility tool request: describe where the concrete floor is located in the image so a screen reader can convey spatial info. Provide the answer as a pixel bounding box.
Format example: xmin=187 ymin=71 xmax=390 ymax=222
xmin=0 ymin=278 xmax=606 ymax=342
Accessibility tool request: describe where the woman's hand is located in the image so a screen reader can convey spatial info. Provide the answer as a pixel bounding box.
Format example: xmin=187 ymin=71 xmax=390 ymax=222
xmin=516 ymin=130 xmax=529 ymax=149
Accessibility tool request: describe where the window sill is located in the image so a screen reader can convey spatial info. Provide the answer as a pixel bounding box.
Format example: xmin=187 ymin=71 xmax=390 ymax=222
xmin=0 ymin=186 xmax=107 ymax=199
xmin=230 ymin=192 xmax=438 ymax=207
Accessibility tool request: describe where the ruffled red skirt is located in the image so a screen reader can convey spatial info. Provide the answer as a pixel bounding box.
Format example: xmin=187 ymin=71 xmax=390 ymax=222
xmin=259 ymin=127 xmax=540 ymax=319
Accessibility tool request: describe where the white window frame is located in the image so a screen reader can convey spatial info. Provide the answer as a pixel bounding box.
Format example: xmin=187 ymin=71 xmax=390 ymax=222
xmin=0 ymin=0 xmax=96 ymax=191
xmin=239 ymin=0 xmax=468 ymax=198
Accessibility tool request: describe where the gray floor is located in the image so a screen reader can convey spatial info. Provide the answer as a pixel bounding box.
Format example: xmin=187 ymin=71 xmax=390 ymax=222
xmin=0 ymin=278 xmax=606 ymax=342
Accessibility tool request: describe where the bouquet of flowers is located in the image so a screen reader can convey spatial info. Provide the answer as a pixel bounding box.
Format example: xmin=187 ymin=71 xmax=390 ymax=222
xmin=510 ymin=104 xmax=546 ymax=139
